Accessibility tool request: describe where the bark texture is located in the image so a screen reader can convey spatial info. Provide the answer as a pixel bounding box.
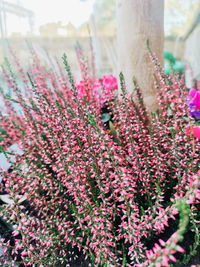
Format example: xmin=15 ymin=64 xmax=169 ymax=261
xmin=117 ymin=0 xmax=164 ymax=112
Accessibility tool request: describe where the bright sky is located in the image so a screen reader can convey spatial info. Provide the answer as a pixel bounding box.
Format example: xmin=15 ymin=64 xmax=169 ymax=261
xmin=6 ymin=0 xmax=95 ymax=35
xmin=5 ymin=0 xmax=197 ymax=37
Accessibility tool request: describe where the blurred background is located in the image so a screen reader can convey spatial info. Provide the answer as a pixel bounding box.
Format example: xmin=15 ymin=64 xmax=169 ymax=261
xmin=0 ymin=0 xmax=200 ymax=84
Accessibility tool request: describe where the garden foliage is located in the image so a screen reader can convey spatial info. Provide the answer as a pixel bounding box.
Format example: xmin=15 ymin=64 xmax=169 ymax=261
xmin=0 ymin=47 xmax=200 ymax=266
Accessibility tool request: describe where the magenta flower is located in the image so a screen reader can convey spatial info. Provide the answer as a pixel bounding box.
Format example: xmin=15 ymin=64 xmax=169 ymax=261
xmin=75 ymin=74 xmax=118 ymax=102
xmin=189 ymin=88 xmax=200 ymax=110
xmin=193 ymin=126 xmax=200 ymax=138
xmin=188 ymin=88 xmax=200 ymax=119
xmin=102 ymin=74 xmax=118 ymax=92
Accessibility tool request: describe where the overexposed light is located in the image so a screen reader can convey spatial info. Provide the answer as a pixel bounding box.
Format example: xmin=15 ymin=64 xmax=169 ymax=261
xmin=5 ymin=0 xmax=95 ymax=35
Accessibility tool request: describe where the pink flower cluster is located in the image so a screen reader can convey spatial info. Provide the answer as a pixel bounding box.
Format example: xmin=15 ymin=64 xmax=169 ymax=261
xmin=76 ymin=74 xmax=118 ymax=102
xmin=75 ymin=43 xmax=117 ymax=103
xmin=0 ymin=48 xmax=199 ymax=266
xmin=139 ymin=172 xmax=200 ymax=267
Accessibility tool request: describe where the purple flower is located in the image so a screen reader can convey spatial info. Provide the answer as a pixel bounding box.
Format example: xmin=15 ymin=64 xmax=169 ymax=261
xmin=190 ymin=110 xmax=200 ymax=120
xmin=188 ymin=89 xmax=200 ymax=120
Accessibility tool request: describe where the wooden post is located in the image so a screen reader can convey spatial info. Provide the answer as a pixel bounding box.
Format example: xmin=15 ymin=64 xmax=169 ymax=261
xmin=117 ymin=0 xmax=164 ymax=112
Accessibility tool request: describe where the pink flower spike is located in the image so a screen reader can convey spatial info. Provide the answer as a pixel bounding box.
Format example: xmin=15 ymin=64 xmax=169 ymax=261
xmin=169 ymin=255 xmax=177 ymax=262
xmin=156 ymin=263 xmax=161 ymax=267
xmin=176 ymin=245 xmax=185 ymax=253
xmin=12 ymin=230 xmax=19 ymax=236
xmin=158 ymin=239 xmax=165 ymax=246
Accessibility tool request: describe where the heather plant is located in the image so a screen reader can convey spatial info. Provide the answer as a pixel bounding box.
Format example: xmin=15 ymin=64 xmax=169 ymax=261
xmin=0 ymin=48 xmax=199 ymax=267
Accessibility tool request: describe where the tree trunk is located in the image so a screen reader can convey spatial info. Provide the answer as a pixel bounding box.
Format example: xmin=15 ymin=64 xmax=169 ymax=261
xmin=117 ymin=0 xmax=164 ymax=112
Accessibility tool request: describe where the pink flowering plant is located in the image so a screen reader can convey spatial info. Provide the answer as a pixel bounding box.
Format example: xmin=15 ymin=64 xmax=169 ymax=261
xmin=0 ymin=48 xmax=199 ymax=267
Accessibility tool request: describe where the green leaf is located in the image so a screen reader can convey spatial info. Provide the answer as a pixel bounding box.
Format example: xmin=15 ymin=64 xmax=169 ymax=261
xmin=101 ymin=113 xmax=111 ymax=123
xmin=87 ymin=112 xmax=96 ymax=126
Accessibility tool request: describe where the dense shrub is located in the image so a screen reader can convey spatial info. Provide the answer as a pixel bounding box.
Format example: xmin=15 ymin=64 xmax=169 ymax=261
xmin=0 ymin=48 xmax=199 ymax=266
